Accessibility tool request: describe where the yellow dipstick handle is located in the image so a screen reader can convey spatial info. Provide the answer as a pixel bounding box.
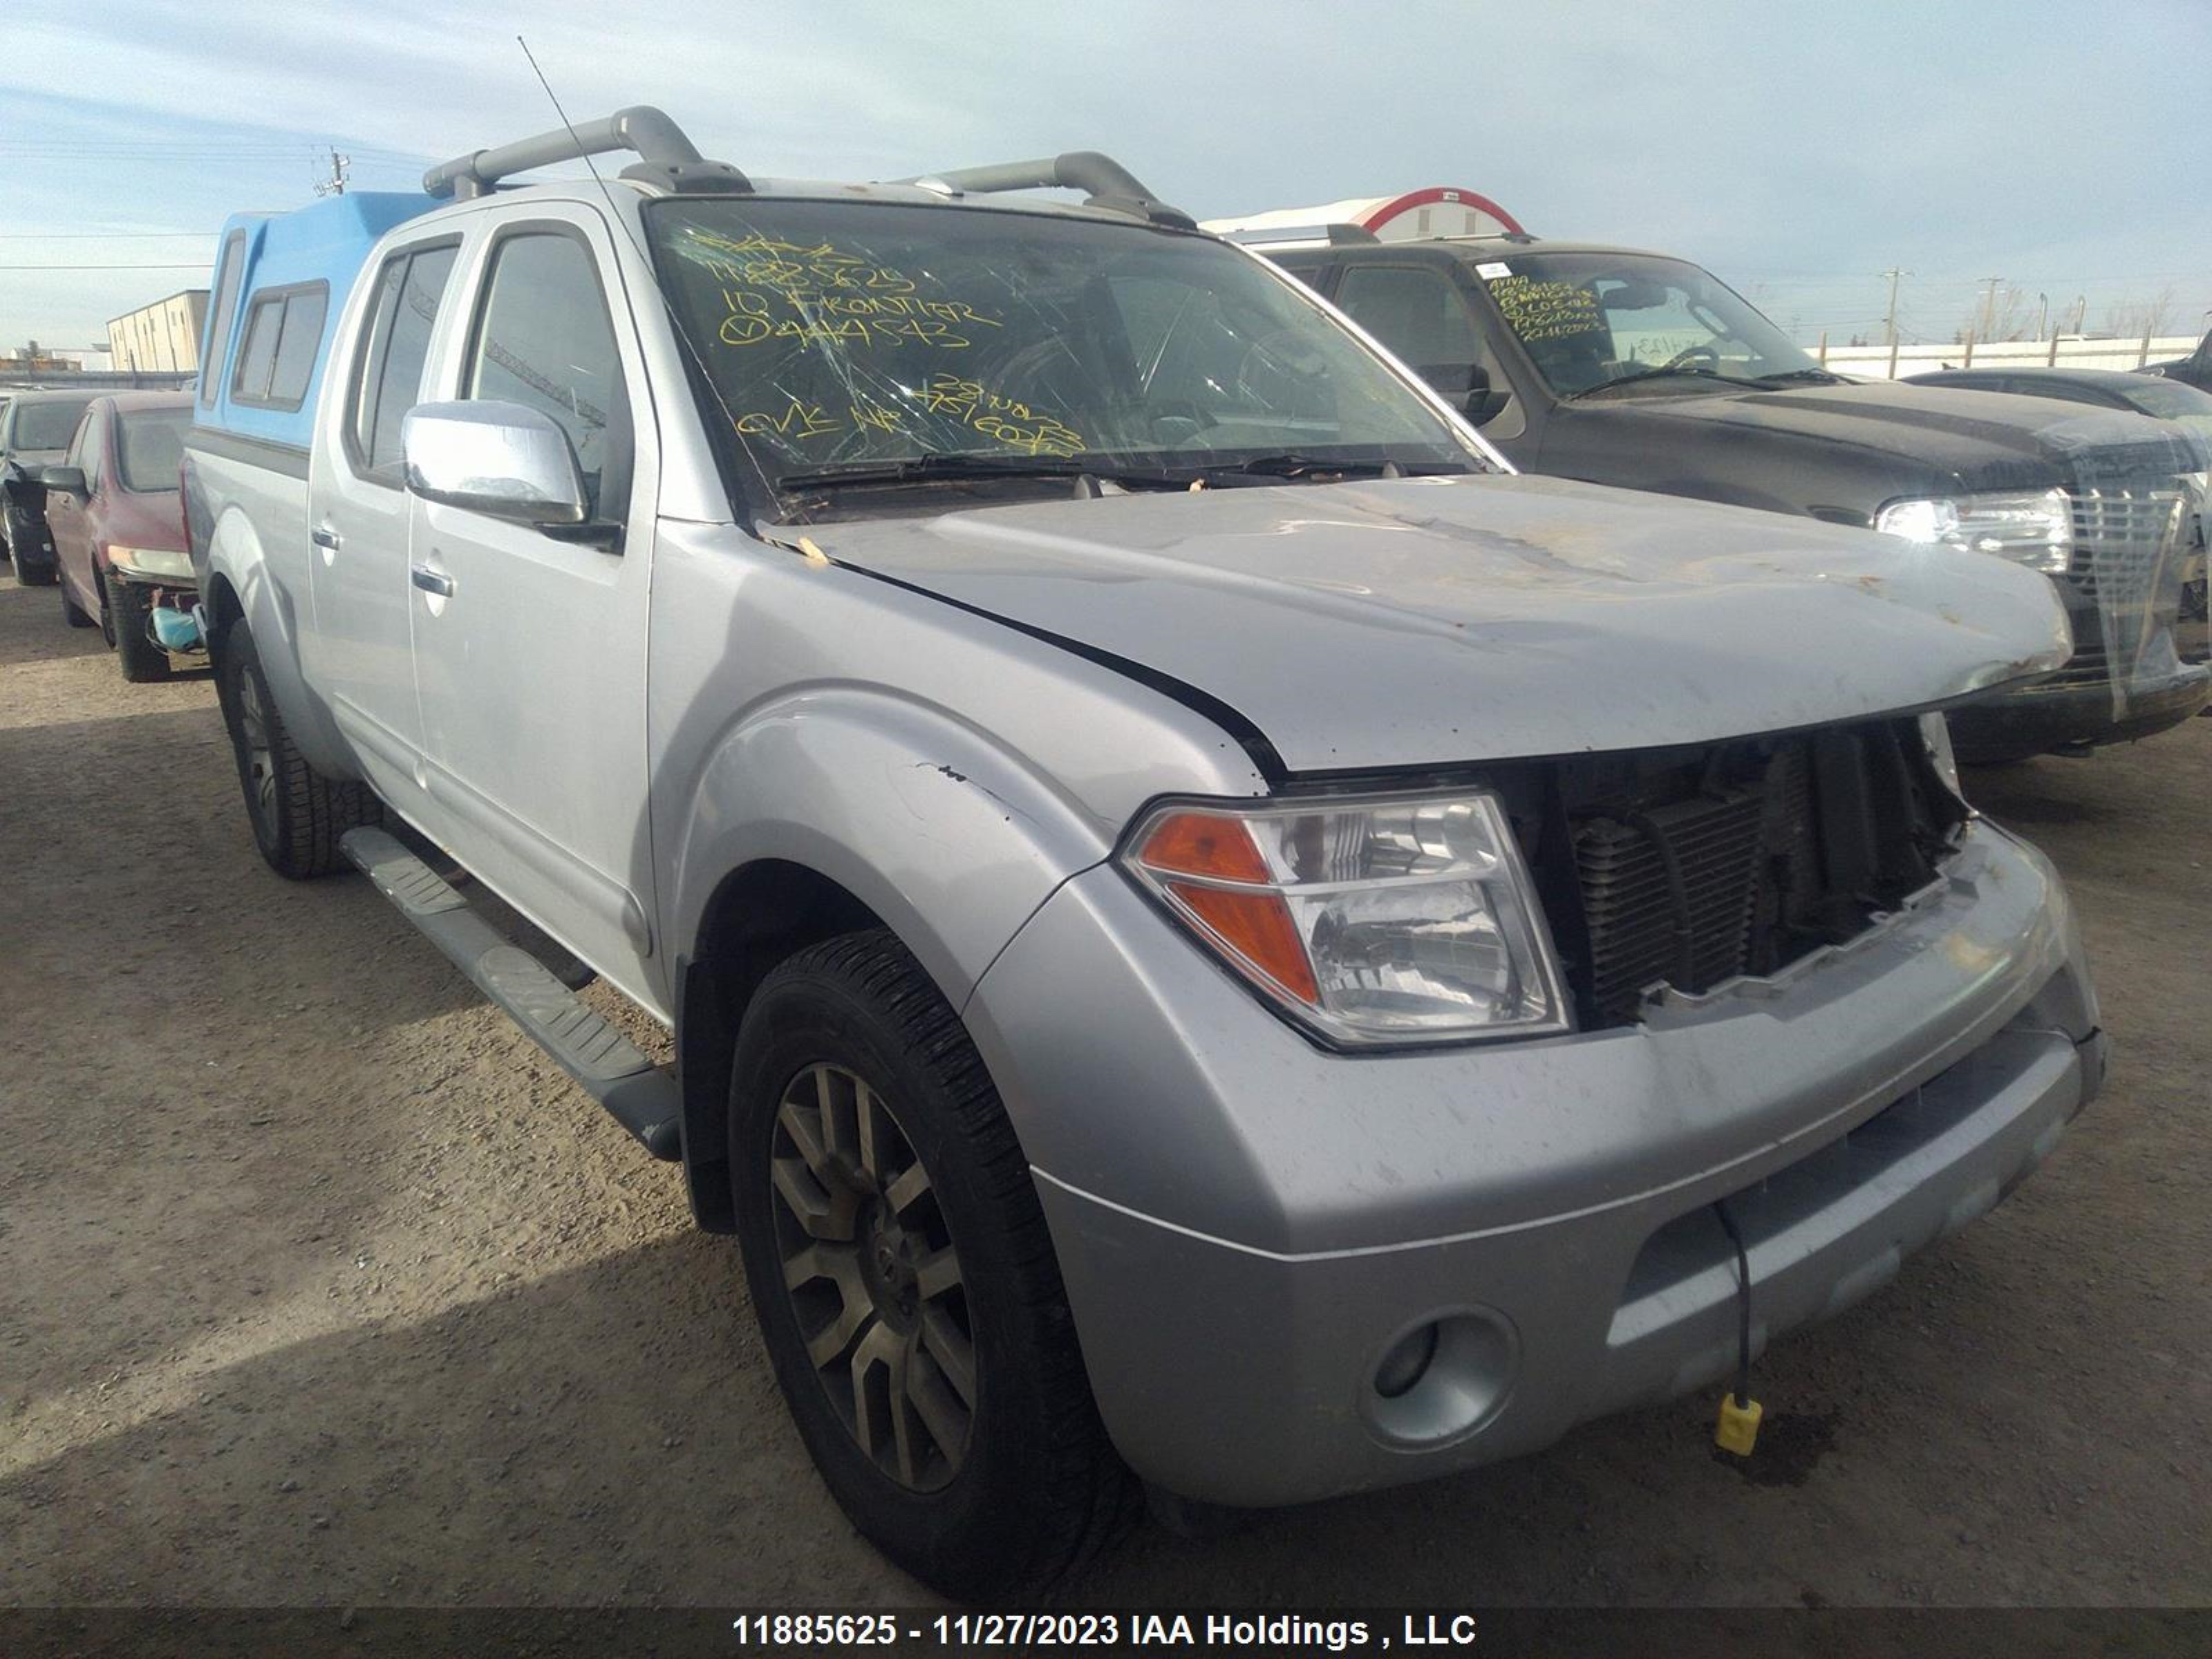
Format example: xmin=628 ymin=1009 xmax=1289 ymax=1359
xmin=1715 ymin=1392 xmax=1763 ymax=1456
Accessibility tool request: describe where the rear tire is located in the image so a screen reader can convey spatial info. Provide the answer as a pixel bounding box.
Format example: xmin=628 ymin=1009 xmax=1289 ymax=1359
xmin=60 ymin=575 xmax=95 ymax=628
xmin=729 ymin=930 xmax=1131 ymax=1600
xmin=102 ymin=570 xmax=172 ymax=681
xmin=216 ymin=621 xmax=379 ymax=878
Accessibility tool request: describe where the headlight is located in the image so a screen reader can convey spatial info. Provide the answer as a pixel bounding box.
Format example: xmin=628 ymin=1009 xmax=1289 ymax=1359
xmin=106 ymin=545 xmax=195 ymax=580
xmin=1120 ymin=789 xmax=1570 ymax=1046
xmin=1873 ymin=488 xmax=2072 ymax=573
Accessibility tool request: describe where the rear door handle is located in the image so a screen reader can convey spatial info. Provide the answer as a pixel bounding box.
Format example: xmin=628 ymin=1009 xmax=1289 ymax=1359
xmin=410 ymin=565 xmax=456 ymax=598
xmin=310 ymin=525 xmax=341 ymax=550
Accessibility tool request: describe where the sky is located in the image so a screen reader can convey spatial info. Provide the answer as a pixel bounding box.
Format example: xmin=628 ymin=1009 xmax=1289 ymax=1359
xmin=3 ymin=0 xmax=2208 ymax=353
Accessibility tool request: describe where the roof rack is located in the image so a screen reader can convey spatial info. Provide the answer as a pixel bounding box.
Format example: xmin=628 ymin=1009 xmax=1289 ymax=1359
xmin=894 ymin=152 xmax=1194 ymax=229
xmin=1219 ymin=223 xmax=1380 ymax=250
xmin=422 ymin=105 xmax=750 ymax=200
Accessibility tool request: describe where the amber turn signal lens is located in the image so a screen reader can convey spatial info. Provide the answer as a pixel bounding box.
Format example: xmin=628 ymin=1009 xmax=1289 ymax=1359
xmin=1137 ymin=811 xmax=1272 ymax=885
xmin=1167 ymin=881 xmax=1320 ymax=1005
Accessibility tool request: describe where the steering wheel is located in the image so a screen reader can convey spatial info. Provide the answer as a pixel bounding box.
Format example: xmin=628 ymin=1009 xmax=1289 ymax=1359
xmin=1659 ymin=343 xmax=1723 ymax=373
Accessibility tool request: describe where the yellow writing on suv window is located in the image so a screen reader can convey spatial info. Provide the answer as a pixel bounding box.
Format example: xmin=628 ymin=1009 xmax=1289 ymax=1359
xmin=1489 ymin=276 xmax=1605 ymax=344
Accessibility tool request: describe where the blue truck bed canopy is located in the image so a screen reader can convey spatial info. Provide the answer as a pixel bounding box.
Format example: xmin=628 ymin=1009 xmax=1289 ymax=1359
xmin=196 ymin=191 xmax=437 ymax=449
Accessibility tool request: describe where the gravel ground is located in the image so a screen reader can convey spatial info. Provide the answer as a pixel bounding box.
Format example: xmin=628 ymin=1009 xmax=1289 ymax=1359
xmin=2 ymin=568 xmax=2207 ymax=1619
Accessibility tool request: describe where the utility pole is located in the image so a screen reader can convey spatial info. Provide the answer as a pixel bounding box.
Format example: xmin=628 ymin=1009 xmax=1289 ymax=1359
xmin=2034 ymin=292 xmax=2048 ymax=340
xmin=1880 ymin=267 xmax=1909 ymax=379
xmin=1880 ymin=268 xmax=1909 ymax=346
xmin=312 ymin=148 xmax=350 ymax=198
xmin=1978 ymin=276 xmax=2005 ymax=341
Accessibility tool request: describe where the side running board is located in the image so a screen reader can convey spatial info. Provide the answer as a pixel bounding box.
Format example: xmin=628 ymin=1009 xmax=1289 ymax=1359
xmin=340 ymin=827 xmax=681 ymax=1161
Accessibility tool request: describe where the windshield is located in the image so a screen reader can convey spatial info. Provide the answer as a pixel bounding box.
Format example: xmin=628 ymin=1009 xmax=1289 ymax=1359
xmin=1474 ymin=252 xmax=1823 ymax=397
xmin=2121 ymin=376 xmax=2212 ymax=435
xmin=645 ymin=199 xmax=1485 ymax=500
xmin=116 ymin=406 xmax=191 ymax=492
xmin=13 ymin=397 xmax=93 ymax=451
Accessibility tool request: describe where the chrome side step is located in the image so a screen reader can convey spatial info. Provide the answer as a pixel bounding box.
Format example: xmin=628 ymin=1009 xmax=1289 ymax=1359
xmin=340 ymin=827 xmax=681 ymax=1160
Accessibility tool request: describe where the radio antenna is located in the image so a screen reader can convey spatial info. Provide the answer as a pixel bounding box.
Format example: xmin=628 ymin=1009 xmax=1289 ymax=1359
xmin=512 ymin=36 xmax=782 ymax=513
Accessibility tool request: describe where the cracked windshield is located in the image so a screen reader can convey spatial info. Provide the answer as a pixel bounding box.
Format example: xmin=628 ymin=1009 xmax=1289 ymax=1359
xmin=648 ymin=199 xmax=1485 ymax=493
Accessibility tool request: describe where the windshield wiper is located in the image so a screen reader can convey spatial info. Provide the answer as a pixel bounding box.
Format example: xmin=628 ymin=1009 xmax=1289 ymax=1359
xmin=777 ymin=454 xmax=1097 ymax=491
xmin=1750 ymin=368 xmax=1846 ymax=386
xmin=1568 ymin=365 xmax=1772 ymax=399
xmin=1194 ymin=454 xmax=1459 ymax=482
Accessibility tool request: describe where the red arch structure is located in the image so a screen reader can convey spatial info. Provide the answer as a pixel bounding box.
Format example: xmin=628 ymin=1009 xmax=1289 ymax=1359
xmin=1356 ymin=187 xmax=1525 ymax=237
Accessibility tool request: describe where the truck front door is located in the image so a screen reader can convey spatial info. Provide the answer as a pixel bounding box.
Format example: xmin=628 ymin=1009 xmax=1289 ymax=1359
xmin=404 ymin=212 xmax=662 ymax=1011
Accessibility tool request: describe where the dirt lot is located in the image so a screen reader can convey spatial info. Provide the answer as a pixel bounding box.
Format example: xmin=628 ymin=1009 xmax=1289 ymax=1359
xmin=2 ymin=568 xmax=2207 ymax=1617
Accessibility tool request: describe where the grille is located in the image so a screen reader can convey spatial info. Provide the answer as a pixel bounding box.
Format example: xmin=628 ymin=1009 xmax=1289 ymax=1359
xmin=1574 ymin=791 xmax=1766 ymax=1021
xmin=2056 ymin=484 xmax=2188 ymax=687
xmin=1558 ymin=722 xmax=1961 ymax=1027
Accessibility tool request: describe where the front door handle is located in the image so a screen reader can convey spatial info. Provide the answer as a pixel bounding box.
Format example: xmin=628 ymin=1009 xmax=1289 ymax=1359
xmin=310 ymin=524 xmax=341 ymax=551
xmin=410 ymin=565 xmax=456 ymax=598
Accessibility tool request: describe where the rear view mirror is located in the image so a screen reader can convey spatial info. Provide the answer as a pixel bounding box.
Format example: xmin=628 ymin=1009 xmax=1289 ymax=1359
xmin=1600 ymin=281 xmax=1669 ymax=312
xmin=39 ymin=465 xmax=87 ymax=495
xmin=401 ymin=400 xmax=588 ymax=527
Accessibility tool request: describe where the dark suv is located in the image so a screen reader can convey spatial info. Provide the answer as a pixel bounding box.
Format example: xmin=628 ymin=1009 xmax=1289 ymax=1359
xmin=1 ymin=388 xmax=99 ymax=585
xmin=1273 ymin=234 xmax=2211 ymax=761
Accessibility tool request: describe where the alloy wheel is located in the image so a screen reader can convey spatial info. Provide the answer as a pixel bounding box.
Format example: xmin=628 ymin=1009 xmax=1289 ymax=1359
xmin=769 ymin=1062 xmax=975 ymax=1492
xmin=234 ymin=672 xmax=279 ymax=834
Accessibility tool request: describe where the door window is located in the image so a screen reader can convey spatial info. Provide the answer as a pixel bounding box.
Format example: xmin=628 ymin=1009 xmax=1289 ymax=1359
xmin=462 ymin=232 xmax=628 ymax=514
xmin=350 ymin=244 xmax=460 ymax=476
xmin=71 ymin=405 xmax=108 ymax=484
xmin=1334 ymin=265 xmax=1485 ymax=375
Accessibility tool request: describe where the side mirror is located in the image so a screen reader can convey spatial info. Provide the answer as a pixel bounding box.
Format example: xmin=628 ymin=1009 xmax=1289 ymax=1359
xmin=39 ymin=465 xmax=87 ymax=495
xmin=401 ymin=400 xmax=588 ymax=527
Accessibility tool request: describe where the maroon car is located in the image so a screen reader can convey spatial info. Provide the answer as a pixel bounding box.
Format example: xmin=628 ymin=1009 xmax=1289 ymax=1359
xmin=43 ymin=392 xmax=196 ymax=682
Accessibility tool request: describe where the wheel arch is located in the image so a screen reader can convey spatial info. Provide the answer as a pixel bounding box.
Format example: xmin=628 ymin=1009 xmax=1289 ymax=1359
xmin=663 ymin=693 xmax=1118 ymax=1232
xmin=675 ymin=859 xmax=889 ymax=1231
xmin=200 ymin=505 xmax=355 ymax=775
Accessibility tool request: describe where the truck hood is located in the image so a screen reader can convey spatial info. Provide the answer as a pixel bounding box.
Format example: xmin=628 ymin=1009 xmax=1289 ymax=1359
xmin=797 ymin=473 xmax=2070 ymax=774
xmin=1577 ymin=381 xmax=2194 ymax=495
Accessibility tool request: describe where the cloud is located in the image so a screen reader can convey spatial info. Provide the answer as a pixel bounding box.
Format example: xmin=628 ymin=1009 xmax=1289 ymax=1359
xmin=2 ymin=0 xmax=2206 ymax=346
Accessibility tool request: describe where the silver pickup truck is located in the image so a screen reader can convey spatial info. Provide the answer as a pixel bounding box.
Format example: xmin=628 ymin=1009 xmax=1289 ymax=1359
xmin=183 ymin=109 xmax=2104 ymax=1598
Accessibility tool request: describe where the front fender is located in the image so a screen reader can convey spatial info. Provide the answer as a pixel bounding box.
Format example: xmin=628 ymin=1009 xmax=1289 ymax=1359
xmin=666 ymin=686 xmax=1113 ymax=1013
xmin=205 ymin=503 xmax=355 ymax=776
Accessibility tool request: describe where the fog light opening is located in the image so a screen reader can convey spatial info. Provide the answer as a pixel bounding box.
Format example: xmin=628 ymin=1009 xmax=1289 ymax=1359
xmin=1374 ymin=1322 xmax=1441 ymax=1399
xmin=1360 ymin=1309 xmax=1519 ymax=1450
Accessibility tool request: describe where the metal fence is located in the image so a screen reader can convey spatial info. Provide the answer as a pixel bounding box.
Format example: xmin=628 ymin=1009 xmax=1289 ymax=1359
xmin=1814 ymin=334 xmax=2200 ymax=381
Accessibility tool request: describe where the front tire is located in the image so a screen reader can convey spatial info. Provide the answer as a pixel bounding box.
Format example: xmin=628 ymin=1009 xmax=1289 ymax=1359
xmin=729 ymin=930 xmax=1130 ymax=1600
xmin=216 ymin=621 xmax=379 ymax=877
xmin=102 ymin=569 xmax=173 ymax=682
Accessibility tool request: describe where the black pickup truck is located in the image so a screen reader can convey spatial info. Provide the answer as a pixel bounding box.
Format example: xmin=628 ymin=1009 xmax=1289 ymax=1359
xmin=1272 ymin=235 xmax=2211 ymax=761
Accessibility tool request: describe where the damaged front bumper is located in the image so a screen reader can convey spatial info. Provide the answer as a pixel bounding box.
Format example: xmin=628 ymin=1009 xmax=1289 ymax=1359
xmin=1949 ymin=661 xmax=2210 ymax=761
xmin=965 ymin=819 xmax=2099 ymax=1508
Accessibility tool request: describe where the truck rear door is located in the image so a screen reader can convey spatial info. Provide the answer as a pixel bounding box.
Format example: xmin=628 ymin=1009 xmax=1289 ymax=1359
xmin=305 ymin=237 xmax=461 ymax=800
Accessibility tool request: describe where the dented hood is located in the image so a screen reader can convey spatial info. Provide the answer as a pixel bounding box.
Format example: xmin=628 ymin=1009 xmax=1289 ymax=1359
xmin=799 ymin=474 xmax=2070 ymax=772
